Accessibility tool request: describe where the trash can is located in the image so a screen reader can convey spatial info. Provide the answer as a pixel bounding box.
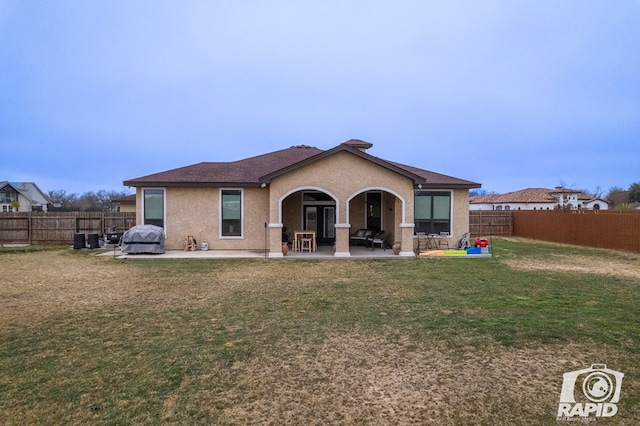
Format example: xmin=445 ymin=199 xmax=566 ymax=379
xmin=87 ymin=233 xmax=100 ymax=249
xmin=73 ymin=233 xmax=86 ymax=249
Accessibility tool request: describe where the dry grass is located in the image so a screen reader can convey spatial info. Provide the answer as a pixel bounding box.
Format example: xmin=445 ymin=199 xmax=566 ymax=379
xmin=209 ymin=334 xmax=612 ymax=425
xmin=1 ymin=242 xmax=639 ymax=425
xmin=500 ymin=237 xmax=640 ymax=280
xmin=505 ymin=254 xmax=640 ymax=279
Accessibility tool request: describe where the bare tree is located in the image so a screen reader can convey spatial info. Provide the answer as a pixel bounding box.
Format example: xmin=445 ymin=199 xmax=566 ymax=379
xmin=606 ymin=186 xmax=629 ymax=208
xmin=48 ymin=189 xmax=132 ymax=211
xmin=47 ymin=190 xmax=79 ymax=211
xmin=629 ymin=182 xmax=640 ymax=203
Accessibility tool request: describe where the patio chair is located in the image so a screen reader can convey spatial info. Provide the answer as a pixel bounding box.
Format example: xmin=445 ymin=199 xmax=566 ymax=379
xmin=438 ymin=232 xmax=450 ymax=249
xmin=456 ymin=232 xmax=471 ymax=250
xmin=350 ymin=229 xmax=374 ymax=246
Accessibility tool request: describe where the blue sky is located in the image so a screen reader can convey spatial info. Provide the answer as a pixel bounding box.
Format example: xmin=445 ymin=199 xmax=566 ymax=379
xmin=2 ymin=1 xmax=639 ymax=196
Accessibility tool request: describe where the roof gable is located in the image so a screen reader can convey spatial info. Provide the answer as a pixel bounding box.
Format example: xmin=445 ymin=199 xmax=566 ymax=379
xmin=260 ymin=142 xmax=428 ymax=184
xmin=1 ymin=181 xmax=51 ymax=204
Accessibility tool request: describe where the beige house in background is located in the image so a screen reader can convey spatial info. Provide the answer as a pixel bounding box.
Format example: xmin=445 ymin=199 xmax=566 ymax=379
xmin=112 ymin=194 xmax=136 ymax=213
xmin=123 ymin=140 xmax=480 ymax=257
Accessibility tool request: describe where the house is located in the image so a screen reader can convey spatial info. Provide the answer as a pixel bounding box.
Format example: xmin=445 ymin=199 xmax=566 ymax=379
xmin=112 ymin=194 xmax=136 ymax=212
xmin=469 ymin=187 xmax=609 ymax=211
xmin=123 ymin=140 xmax=481 ymax=257
xmin=0 ymin=182 xmax=51 ymax=212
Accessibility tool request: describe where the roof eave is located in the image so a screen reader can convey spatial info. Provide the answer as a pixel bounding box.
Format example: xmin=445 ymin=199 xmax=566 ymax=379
xmin=123 ymin=180 xmax=262 ymax=188
xmin=417 ymin=182 xmax=482 ymax=190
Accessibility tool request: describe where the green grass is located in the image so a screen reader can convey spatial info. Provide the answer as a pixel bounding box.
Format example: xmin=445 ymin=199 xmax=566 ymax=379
xmin=1 ymin=239 xmax=639 ymax=424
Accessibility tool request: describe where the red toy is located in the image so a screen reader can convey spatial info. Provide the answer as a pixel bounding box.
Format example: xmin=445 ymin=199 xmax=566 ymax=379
xmin=475 ymin=238 xmax=489 ymax=248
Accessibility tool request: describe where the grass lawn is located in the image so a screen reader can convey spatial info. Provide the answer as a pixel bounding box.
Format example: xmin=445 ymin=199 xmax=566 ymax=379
xmin=1 ymin=238 xmax=639 ymax=425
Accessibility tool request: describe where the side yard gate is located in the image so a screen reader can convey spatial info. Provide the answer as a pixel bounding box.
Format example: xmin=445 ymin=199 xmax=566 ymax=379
xmin=469 ymin=211 xmax=513 ymax=237
xmin=0 ymin=212 xmax=136 ymax=245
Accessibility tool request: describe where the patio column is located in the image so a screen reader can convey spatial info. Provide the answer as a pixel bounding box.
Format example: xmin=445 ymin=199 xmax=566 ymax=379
xmin=267 ymin=223 xmax=284 ymax=258
xmin=399 ymin=223 xmax=416 ymax=256
xmin=334 ymin=223 xmax=351 ymax=257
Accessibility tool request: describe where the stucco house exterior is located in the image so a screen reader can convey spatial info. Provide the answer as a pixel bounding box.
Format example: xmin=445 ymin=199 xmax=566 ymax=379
xmin=469 ymin=187 xmax=609 ymax=211
xmin=112 ymin=194 xmax=136 ymax=213
xmin=123 ymin=140 xmax=480 ymax=257
xmin=0 ymin=182 xmax=51 ymax=212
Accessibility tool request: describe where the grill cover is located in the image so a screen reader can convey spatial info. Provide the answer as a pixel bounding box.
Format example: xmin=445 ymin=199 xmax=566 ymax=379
xmin=120 ymin=225 xmax=165 ymax=254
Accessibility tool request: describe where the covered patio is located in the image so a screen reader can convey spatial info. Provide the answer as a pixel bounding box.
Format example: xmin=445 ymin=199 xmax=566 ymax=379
xmin=103 ymin=244 xmax=405 ymax=260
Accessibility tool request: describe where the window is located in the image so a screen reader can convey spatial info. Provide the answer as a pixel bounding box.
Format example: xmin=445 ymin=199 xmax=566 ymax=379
xmin=303 ymin=192 xmax=333 ymax=202
xmin=143 ymin=188 xmax=165 ymax=228
xmin=0 ymin=188 xmax=17 ymax=204
xmin=414 ymin=191 xmax=451 ymax=234
xmin=221 ymin=189 xmax=242 ymax=237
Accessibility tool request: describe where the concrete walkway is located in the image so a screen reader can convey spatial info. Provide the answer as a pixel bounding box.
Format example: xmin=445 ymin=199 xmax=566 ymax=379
xmin=99 ymin=244 xmax=401 ymax=259
xmin=97 ymin=244 xmax=491 ymax=259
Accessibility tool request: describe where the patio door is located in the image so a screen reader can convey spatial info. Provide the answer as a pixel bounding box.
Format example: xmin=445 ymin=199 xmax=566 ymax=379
xmin=304 ymin=205 xmax=335 ymax=245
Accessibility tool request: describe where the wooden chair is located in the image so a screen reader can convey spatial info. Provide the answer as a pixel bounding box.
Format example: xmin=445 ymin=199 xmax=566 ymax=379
xmin=300 ymin=237 xmax=313 ymax=252
xmin=185 ymin=235 xmax=197 ymax=251
xmin=438 ymin=232 xmax=450 ymax=249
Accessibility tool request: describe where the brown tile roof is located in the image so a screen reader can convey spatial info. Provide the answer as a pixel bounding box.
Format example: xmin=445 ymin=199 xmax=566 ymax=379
xmin=113 ymin=194 xmax=136 ymax=203
xmin=124 ymin=145 xmax=323 ymax=187
xmin=470 ymin=187 xmax=599 ymax=204
xmin=124 ymin=142 xmax=481 ymax=189
xmin=470 ymin=188 xmax=556 ymax=204
xmin=469 ymin=193 xmax=501 ymax=204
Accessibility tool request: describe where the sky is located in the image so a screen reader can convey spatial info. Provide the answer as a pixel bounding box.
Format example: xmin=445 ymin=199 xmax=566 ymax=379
xmin=1 ymin=1 xmax=639 ymax=197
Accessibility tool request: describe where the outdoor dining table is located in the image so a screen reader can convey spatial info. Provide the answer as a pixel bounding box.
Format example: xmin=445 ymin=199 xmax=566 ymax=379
xmin=292 ymin=230 xmax=316 ymax=252
xmin=426 ymin=233 xmax=439 ymax=249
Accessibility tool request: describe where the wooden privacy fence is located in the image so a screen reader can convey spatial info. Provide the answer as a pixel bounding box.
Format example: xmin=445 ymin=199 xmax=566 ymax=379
xmin=0 ymin=212 xmax=136 ymax=245
xmin=469 ymin=211 xmax=513 ymax=237
xmin=512 ymin=210 xmax=640 ymax=253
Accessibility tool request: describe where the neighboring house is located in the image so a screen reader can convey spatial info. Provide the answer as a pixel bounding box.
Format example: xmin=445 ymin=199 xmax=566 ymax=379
xmin=123 ymin=139 xmax=481 ymax=257
xmin=0 ymin=182 xmax=51 ymax=212
xmin=112 ymin=194 xmax=136 ymax=212
xmin=470 ymin=187 xmax=609 ymax=211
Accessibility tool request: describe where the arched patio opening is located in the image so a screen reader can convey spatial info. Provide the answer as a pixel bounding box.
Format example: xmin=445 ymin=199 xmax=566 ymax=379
xmin=346 ymin=187 xmax=406 ymax=252
xmin=279 ymin=187 xmax=339 ymax=248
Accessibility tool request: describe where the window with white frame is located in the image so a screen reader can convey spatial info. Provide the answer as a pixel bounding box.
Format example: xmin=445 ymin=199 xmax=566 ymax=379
xmin=414 ymin=191 xmax=451 ymax=234
xmin=221 ymin=189 xmax=242 ymax=237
